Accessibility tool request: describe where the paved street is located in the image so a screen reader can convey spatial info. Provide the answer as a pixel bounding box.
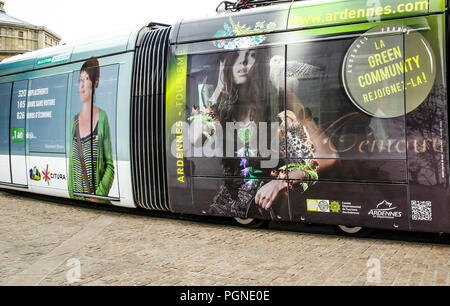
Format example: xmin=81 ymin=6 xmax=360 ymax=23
xmin=0 ymin=189 xmax=449 ymax=286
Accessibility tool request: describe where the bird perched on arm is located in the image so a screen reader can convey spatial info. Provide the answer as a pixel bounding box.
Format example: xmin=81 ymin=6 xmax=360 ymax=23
xmin=278 ymin=110 xmax=315 ymax=159
xmin=269 ymin=55 xmax=322 ymax=91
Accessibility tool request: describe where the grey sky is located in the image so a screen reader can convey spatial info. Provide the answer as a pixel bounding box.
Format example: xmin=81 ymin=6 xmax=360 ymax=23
xmin=4 ymin=0 xmax=220 ymax=44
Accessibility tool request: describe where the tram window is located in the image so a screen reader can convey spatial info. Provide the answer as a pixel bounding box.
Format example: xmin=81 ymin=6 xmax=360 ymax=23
xmin=286 ymin=38 xmax=406 ymax=160
xmin=28 ymin=74 xmax=68 ymax=153
xmin=10 ymin=80 xmax=28 ymax=155
xmin=0 ymin=83 xmax=12 ymax=155
xmin=70 ymin=64 xmax=119 ymax=161
xmin=68 ymin=62 xmax=119 ymax=199
xmin=186 ymin=47 xmax=285 ymax=159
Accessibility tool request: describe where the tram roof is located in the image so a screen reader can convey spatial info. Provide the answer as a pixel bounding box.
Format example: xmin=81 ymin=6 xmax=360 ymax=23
xmin=174 ymin=0 xmax=446 ymax=44
xmin=0 ymin=25 xmax=144 ymax=77
xmin=0 ymin=0 xmax=446 ymax=77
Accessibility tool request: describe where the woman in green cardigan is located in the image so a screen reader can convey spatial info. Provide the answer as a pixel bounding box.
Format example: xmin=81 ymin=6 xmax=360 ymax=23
xmin=68 ymin=57 xmax=115 ymax=200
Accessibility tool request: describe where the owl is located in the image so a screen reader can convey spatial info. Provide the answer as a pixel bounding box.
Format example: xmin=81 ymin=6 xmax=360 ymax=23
xmin=270 ymin=55 xmax=322 ymax=90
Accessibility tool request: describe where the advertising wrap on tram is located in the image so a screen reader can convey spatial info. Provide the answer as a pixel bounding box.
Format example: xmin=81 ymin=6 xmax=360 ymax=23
xmin=166 ymin=0 xmax=449 ymax=233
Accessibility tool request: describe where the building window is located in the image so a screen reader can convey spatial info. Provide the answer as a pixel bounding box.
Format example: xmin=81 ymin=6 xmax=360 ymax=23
xmin=18 ymin=31 xmax=23 ymax=48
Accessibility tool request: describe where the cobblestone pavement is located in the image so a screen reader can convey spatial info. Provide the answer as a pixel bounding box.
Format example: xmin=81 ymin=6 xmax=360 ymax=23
xmin=0 ymin=190 xmax=449 ymax=286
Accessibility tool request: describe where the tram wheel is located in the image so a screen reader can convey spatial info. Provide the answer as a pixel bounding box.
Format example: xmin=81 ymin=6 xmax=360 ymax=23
xmin=336 ymin=225 xmax=372 ymax=237
xmin=234 ymin=217 xmax=266 ymax=228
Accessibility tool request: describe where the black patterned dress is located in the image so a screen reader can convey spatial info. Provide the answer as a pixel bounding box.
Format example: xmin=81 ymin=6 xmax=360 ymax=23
xmin=207 ymin=123 xmax=316 ymax=219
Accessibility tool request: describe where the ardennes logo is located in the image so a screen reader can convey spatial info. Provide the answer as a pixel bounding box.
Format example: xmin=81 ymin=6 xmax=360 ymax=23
xmin=368 ymin=200 xmax=402 ymax=219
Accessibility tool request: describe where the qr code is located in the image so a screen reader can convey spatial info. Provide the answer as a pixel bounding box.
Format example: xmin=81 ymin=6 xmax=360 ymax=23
xmin=411 ymin=201 xmax=432 ymax=221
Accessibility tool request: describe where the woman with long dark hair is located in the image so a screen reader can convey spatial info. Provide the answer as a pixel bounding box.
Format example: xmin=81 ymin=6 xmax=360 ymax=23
xmin=190 ymin=47 xmax=336 ymax=219
xmin=190 ymin=48 xmax=287 ymax=218
xmin=213 ymin=49 xmax=268 ymax=125
xmin=190 ymin=49 xmax=269 ymax=146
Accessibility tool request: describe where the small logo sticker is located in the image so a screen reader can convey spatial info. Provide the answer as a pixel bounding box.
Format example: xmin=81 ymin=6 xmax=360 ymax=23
xmin=368 ymin=200 xmax=402 ymax=219
xmin=307 ymin=199 xmax=331 ymax=213
xmin=330 ymin=201 xmax=341 ymax=213
xmin=318 ymin=200 xmax=330 ymax=213
xmin=307 ymin=199 xmax=319 ymax=212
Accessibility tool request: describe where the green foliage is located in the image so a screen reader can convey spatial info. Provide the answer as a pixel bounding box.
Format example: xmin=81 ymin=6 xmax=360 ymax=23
xmin=188 ymin=113 xmax=217 ymax=139
xmin=279 ymin=162 xmax=319 ymax=192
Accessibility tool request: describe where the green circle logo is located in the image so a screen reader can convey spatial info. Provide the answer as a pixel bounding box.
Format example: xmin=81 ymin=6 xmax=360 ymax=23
xmin=342 ymin=25 xmax=436 ymax=118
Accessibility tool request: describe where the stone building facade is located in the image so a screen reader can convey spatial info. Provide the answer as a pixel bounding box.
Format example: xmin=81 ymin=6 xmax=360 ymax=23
xmin=0 ymin=1 xmax=61 ymax=61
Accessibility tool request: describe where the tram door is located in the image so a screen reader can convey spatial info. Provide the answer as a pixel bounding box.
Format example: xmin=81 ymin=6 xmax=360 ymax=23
xmin=0 ymin=83 xmax=12 ymax=183
xmin=70 ymin=63 xmax=120 ymax=200
xmin=10 ymin=80 xmax=28 ymax=186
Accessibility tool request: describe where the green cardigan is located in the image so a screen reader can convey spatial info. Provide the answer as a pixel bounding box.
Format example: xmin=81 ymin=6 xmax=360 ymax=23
xmin=68 ymin=108 xmax=115 ymax=199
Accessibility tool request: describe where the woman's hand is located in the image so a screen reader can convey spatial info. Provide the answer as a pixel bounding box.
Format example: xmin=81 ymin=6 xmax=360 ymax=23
xmin=255 ymin=180 xmax=289 ymax=211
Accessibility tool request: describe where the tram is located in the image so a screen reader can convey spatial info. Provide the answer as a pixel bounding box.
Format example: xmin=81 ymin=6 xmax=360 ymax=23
xmin=0 ymin=0 xmax=448 ymax=234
